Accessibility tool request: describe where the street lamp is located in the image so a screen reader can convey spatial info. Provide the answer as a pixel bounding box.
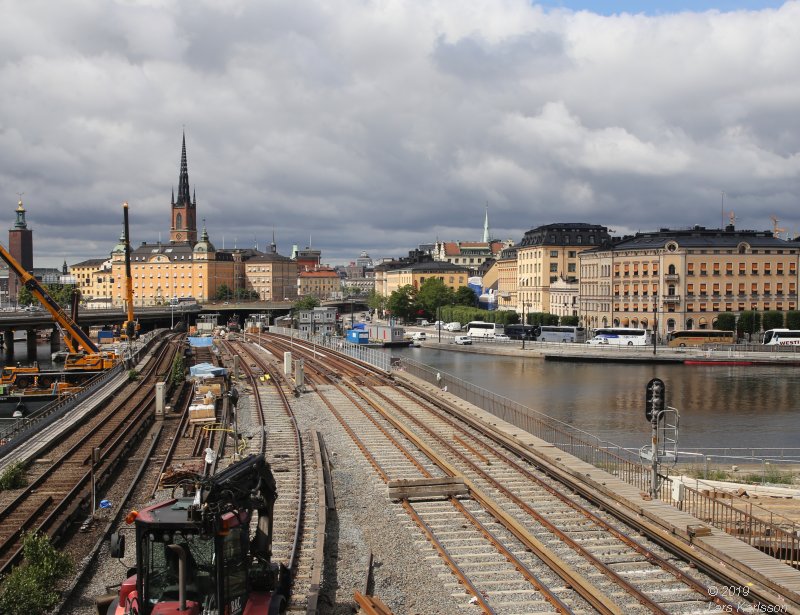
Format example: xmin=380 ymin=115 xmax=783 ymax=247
xmin=653 ymin=294 xmax=658 ymax=355
xmin=437 ymin=304 xmax=442 ymax=343
xmin=521 ymin=300 xmax=527 ymax=350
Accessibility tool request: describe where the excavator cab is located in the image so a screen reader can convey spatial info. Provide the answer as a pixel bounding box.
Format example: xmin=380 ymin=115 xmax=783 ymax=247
xmin=100 ymin=455 xmax=289 ymax=615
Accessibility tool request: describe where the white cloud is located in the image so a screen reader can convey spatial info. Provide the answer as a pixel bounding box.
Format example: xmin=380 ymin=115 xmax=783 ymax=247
xmin=1 ymin=0 xmax=799 ymax=267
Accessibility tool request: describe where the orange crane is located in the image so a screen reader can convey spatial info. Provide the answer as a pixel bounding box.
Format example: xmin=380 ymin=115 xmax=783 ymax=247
xmin=120 ymin=201 xmax=139 ymax=341
xmin=0 ymin=242 xmax=118 ymax=387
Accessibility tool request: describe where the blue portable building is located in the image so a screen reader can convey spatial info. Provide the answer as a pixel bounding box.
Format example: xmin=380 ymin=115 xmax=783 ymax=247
xmin=346 ymin=329 xmax=370 ymax=344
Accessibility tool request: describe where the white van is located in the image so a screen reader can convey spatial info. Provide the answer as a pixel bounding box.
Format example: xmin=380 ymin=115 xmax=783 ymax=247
xmin=411 ymin=331 xmax=427 ymax=342
xmin=444 ymin=322 xmax=462 ymax=332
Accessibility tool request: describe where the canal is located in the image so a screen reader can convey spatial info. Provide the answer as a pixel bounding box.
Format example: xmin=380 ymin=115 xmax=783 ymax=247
xmin=392 ymin=346 xmax=800 ymax=456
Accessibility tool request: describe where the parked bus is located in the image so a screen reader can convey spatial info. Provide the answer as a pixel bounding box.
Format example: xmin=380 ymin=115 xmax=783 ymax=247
xmin=666 ymin=329 xmax=735 ymax=347
xmin=465 ymin=321 xmax=505 ymax=338
xmin=588 ymin=327 xmax=651 ymax=346
xmin=170 ymin=296 xmax=197 ymax=306
xmin=538 ymin=325 xmax=586 ymax=343
xmin=505 ymin=324 xmax=539 ymax=340
xmin=763 ymin=329 xmax=800 ymax=346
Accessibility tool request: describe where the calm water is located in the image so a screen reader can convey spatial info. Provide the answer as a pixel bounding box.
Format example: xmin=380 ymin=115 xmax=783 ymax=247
xmin=392 ymin=347 xmax=800 ymax=452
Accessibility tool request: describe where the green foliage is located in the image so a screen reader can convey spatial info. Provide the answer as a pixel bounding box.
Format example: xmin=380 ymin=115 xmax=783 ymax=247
xmin=294 ymin=296 xmax=321 ymax=311
xmin=234 ymin=288 xmax=259 ymax=301
xmin=436 ymin=305 xmax=517 ymax=326
xmin=737 ymin=311 xmax=761 ymax=337
xmin=386 ymin=285 xmax=418 ymax=323
xmin=762 ymin=310 xmax=785 ymax=331
xmin=786 ymin=311 xmax=800 ymax=330
xmin=715 ymin=312 xmax=736 ymax=333
xmin=17 ymin=283 xmax=77 ymax=309
xmin=0 ymin=462 xmax=27 ymax=491
xmin=416 ymin=279 xmax=454 ymax=318
xmin=453 ymin=286 xmax=478 ymax=307
xmin=526 ymin=312 xmax=559 ymax=326
xmin=169 ymin=355 xmax=186 ymax=386
xmin=127 ymin=369 xmax=140 ymax=382
xmin=0 ymin=531 xmax=72 ymax=615
xmin=366 ymin=289 xmax=385 ymax=313
xmin=214 ymin=284 xmax=233 ymax=301
xmin=560 ymin=315 xmax=580 ymax=326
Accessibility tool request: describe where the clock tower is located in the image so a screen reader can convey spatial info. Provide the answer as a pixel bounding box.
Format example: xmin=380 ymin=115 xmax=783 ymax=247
xmin=170 ymin=133 xmax=198 ymax=244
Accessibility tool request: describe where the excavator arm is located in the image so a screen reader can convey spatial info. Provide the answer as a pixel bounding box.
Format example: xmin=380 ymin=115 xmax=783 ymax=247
xmin=0 ymin=242 xmax=99 ymax=355
xmin=121 ymin=202 xmax=139 ymax=340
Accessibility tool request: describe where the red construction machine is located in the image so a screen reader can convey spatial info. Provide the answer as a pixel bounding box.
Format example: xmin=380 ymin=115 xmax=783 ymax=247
xmin=98 ymin=454 xmax=290 ymax=615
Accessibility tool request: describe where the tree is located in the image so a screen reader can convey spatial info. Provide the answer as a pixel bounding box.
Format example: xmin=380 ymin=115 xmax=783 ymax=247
xmin=18 ymin=282 xmax=76 ymax=309
xmin=214 ymin=284 xmax=233 ymax=301
xmin=737 ymin=310 xmax=761 ymax=340
xmin=787 ymin=311 xmax=800 ymax=330
xmin=366 ymin=289 xmax=385 ymax=314
xmin=453 ymin=286 xmax=478 ymax=307
xmin=762 ymin=310 xmax=784 ymax=331
xmin=0 ymin=531 xmax=72 ymax=615
xmin=560 ymin=315 xmax=580 ymax=326
xmin=715 ymin=312 xmax=736 ymax=333
xmin=294 ymin=296 xmax=321 ymax=311
xmin=387 ymin=285 xmax=418 ymax=323
xmin=416 ymin=279 xmax=454 ymax=318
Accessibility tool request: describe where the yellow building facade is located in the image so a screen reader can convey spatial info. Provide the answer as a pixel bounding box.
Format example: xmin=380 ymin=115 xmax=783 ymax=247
xmin=579 ymin=227 xmax=800 ymax=336
xmin=517 ymin=223 xmax=611 ymax=315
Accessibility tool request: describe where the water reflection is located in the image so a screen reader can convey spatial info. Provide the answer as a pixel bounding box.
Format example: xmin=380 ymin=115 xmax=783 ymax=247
xmin=394 ymin=347 xmax=799 ymax=450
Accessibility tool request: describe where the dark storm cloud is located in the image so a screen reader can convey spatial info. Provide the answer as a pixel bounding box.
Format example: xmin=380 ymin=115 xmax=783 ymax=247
xmin=1 ymin=0 xmax=799 ymax=268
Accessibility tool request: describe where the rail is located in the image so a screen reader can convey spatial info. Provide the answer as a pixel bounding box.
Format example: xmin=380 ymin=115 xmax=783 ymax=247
xmin=397 ymin=355 xmax=799 ymax=565
xmin=0 ymin=330 xmax=161 ymax=452
xmin=265 ymin=326 xmax=391 ymax=372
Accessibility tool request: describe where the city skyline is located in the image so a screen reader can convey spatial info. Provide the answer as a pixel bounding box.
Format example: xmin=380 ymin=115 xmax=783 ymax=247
xmin=1 ymin=1 xmax=798 ymax=269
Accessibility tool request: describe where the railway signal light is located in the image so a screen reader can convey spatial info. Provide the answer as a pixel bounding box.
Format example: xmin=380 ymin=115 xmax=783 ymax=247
xmin=645 ymin=378 xmax=665 ymax=421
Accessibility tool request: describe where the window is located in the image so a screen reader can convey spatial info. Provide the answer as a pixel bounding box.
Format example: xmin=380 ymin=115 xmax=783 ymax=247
xmin=687 ymin=284 xmax=694 ymax=296
xmin=687 ymin=263 xmax=694 ymax=276
xmin=567 ymin=263 xmax=576 ymax=273
xmin=713 ymin=263 xmax=720 ymax=275
xmin=550 ymin=250 xmax=558 ymax=258
xmin=550 ymin=263 xmax=558 ymax=272
xmin=726 ymin=263 xmax=733 ymax=275
xmin=568 ymin=251 xmax=576 ymax=258
xmin=739 ymin=263 xmax=746 ymax=275
xmin=700 ymin=263 xmax=707 ymax=276
xmin=751 ymin=263 xmax=758 ymax=275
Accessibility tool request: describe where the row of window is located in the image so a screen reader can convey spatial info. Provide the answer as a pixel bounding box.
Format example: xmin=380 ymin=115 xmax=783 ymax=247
xmin=613 ymin=263 xmax=797 ymax=276
xmin=613 ymin=302 xmax=797 ymax=313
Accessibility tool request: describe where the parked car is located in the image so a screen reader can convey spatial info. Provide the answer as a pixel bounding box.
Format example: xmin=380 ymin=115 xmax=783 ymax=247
xmin=433 ymin=320 xmax=445 ymax=329
xmin=445 ymin=322 xmax=462 ymax=332
xmin=493 ymin=333 xmax=511 ymax=342
xmin=411 ymin=331 xmax=427 ymax=342
xmin=454 ymin=335 xmax=472 ymax=345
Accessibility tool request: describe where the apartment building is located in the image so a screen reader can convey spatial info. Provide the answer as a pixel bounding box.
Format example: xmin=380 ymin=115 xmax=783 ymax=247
xmin=579 ymin=226 xmax=800 ymax=336
xmin=517 ymin=223 xmax=611 ymax=314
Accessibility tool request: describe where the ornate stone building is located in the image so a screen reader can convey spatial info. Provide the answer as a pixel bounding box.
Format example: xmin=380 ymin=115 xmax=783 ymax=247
xmin=579 ymin=225 xmax=800 ymax=336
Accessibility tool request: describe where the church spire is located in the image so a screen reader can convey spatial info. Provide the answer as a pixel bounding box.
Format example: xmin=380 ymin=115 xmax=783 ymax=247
xmin=177 ymin=132 xmax=191 ymax=207
xmin=170 ymin=132 xmax=198 ymax=243
xmin=483 ymin=203 xmax=490 ymax=243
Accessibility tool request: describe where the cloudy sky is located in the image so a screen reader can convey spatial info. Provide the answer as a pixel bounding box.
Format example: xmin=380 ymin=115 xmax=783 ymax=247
xmin=1 ymin=0 xmax=798 ymax=269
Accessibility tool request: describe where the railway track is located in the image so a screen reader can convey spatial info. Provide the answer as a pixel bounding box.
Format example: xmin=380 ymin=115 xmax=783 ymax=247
xmin=260 ymin=332 xmax=784 ymax=614
xmin=222 ymin=339 xmax=323 ymax=613
xmin=0 ymin=334 xmax=180 ymax=575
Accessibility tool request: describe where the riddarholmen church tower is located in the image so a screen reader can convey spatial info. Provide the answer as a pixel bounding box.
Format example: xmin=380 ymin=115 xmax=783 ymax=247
xmin=170 ymin=133 xmax=198 ymax=244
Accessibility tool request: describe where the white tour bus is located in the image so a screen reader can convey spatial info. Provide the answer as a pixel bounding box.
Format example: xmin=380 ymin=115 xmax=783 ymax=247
xmin=538 ymin=325 xmax=586 ymax=343
xmin=465 ymin=321 xmax=505 ymax=338
xmin=588 ymin=327 xmax=651 ymax=346
xmin=763 ymin=329 xmax=800 ymax=346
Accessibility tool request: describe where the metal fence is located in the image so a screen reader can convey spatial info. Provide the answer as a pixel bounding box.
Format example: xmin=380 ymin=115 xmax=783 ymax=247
xmin=397 ymin=356 xmax=799 ymax=565
xmin=266 ymin=327 xmax=392 ymax=372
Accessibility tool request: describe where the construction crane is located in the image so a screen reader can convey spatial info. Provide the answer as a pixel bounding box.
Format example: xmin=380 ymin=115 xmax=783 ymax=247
xmin=0 ymin=242 xmax=119 ymax=386
xmin=120 ymin=201 xmax=139 ymax=341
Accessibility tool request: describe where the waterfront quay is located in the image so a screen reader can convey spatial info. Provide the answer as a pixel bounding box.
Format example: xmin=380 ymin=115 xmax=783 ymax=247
xmin=418 ymin=333 xmax=800 ymax=365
